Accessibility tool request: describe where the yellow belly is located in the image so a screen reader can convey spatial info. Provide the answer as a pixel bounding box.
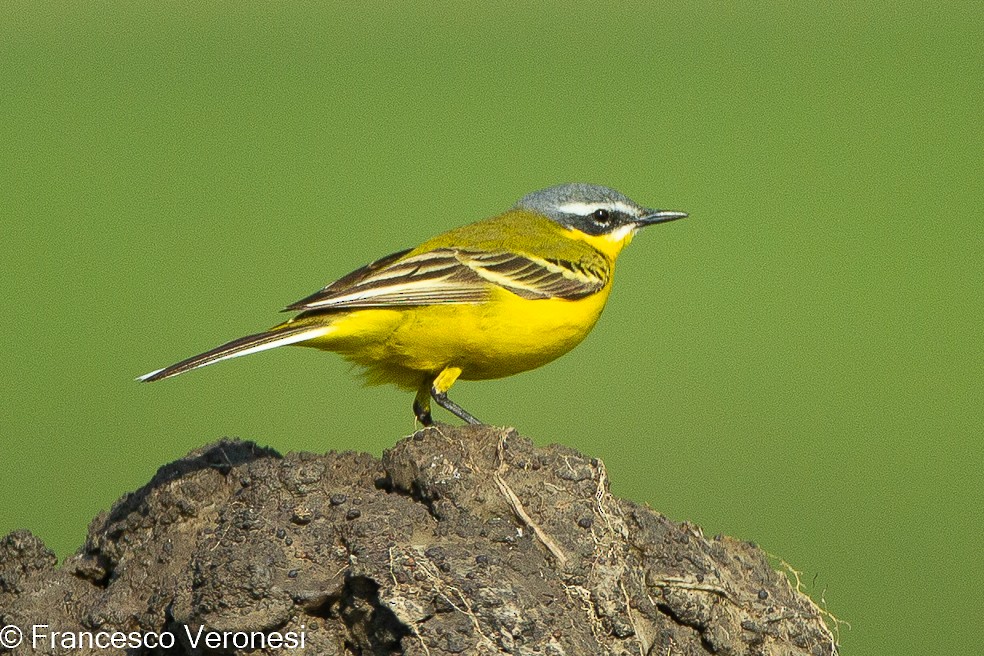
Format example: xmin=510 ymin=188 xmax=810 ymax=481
xmin=298 ymin=285 xmax=612 ymax=389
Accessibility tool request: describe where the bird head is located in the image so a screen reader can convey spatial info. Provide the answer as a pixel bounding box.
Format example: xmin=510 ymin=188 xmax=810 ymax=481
xmin=515 ymin=183 xmax=687 ymax=256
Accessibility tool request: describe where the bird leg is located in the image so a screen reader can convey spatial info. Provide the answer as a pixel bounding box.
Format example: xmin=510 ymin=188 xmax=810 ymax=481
xmin=413 ymin=382 xmax=434 ymax=425
xmin=432 ymin=389 xmax=482 ymax=425
xmin=413 ymin=399 xmax=433 ymax=426
xmin=419 ymin=366 xmax=482 ymax=425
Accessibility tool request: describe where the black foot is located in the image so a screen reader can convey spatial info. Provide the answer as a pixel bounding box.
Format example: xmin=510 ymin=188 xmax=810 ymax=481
xmin=431 ymin=389 xmax=482 ymax=425
xmin=413 ymin=399 xmax=433 ymax=426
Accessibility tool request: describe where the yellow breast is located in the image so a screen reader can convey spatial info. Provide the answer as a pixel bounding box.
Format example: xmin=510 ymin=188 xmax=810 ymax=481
xmin=302 ymin=282 xmax=612 ymax=388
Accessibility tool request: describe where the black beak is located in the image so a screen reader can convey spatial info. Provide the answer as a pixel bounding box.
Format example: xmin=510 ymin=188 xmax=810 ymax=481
xmin=636 ymin=210 xmax=689 ymax=227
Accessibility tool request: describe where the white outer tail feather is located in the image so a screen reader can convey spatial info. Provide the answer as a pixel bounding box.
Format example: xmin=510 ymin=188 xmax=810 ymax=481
xmin=137 ymin=326 xmax=330 ymax=382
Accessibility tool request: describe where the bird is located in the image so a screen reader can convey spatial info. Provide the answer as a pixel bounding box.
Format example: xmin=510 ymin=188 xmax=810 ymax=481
xmin=139 ymin=183 xmax=687 ymax=425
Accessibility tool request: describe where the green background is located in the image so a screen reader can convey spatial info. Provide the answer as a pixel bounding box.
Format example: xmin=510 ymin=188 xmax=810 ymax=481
xmin=2 ymin=3 xmax=981 ymax=653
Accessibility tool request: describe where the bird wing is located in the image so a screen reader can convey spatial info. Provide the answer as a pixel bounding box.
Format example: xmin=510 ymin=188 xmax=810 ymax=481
xmin=283 ymin=247 xmax=608 ymax=312
xmin=456 ymin=250 xmax=608 ymax=300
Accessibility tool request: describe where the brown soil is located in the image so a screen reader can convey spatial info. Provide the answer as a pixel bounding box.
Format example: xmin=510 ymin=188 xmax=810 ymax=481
xmin=0 ymin=425 xmax=837 ymax=655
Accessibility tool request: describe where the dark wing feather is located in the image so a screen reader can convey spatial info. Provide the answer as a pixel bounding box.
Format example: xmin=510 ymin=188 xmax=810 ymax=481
xmin=459 ymin=251 xmax=608 ymax=300
xmin=284 ymin=247 xmax=608 ymax=312
xmin=283 ymin=248 xmax=413 ymax=311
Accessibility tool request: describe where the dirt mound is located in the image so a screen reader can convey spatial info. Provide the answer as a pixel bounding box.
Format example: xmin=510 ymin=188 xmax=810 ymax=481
xmin=1 ymin=425 xmax=837 ymax=654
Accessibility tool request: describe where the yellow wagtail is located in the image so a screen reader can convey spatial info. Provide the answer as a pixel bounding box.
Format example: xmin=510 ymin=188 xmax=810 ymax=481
xmin=139 ymin=183 xmax=687 ymax=425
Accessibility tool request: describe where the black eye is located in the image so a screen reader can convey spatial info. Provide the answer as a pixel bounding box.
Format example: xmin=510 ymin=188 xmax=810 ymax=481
xmin=592 ymin=209 xmax=612 ymax=225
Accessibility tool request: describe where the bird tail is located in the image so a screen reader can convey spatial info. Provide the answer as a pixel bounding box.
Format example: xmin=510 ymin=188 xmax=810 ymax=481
xmin=137 ymin=324 xmax=330 ymax=382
